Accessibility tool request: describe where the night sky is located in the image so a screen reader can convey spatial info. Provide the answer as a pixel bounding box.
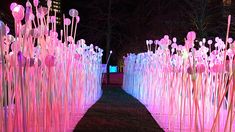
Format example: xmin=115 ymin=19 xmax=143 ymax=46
xmin=0 ymin=0 xmax=232 ymax=66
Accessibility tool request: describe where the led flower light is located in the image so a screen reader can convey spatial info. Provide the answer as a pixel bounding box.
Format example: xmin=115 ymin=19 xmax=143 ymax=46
xmin=1 ymin=1 xmax=104 ymax=132
xmin=12 ymin=4 xmax=25 ymax=22
xmin=123 ymin=30 xmax=235 ymax=131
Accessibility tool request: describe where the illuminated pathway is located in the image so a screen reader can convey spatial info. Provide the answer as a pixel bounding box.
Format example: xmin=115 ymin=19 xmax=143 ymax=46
xmin=74 ymin=86 xmax=163 ymax=132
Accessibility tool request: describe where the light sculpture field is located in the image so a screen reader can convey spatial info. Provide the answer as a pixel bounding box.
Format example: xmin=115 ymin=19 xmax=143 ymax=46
xmin=0 ymin=0 xmax=103 ymax=131
xmin=123 ymin=16 xmax=235 ymax=132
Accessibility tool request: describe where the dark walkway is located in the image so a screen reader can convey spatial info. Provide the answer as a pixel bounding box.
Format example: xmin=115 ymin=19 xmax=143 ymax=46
xmin=73 ymin=86 xmax=163 ymax=132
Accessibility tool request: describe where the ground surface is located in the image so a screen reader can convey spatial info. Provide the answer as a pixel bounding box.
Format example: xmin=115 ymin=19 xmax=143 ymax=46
xmin=73 ymin=86 xmax=163 ymax=132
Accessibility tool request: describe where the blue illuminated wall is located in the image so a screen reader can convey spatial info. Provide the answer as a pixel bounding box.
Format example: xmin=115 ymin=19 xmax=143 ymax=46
xmin=109 ymin=65 xmax=118 ymax=73
xmin=101 ymin=65 xmax=118 ymax=73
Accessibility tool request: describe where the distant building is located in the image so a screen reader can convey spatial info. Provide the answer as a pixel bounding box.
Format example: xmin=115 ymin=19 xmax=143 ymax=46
xmin=50 ymin=0 xmax=62 ymax=25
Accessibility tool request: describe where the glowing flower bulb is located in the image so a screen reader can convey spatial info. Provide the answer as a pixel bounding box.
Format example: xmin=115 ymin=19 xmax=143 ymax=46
xmin=186 ymin=31 xmax=196 ymax=49
xmin=202 ymin=38 xmax=206 ymax=43
xmin=196 ymin=64 xmax=205 ymax=73
xmin=215 ymin=37 xmax=220 ymax=42
xmin=64 ymin=18 xmax=71 ymax=25
xmin=228 ymin=38 xmax=233 ymax=44
xmin=74 ymin=53 xmax=81 ymax=60
xmin=67 ymin=36 xmax=74 ymax=43
xmin=187 ymin=31 xmax=196 ymax=41
xmin=199 ymin=41 xmax=203 ymax=46
xmin=227 ymin=49 xmax=233 ymax=59
xmin=45 ymin=55 xmax=55 ymax=67
xmin=173 ymin=37 xmax=177 ymax=43
xmin=10 ymin=3 xmax=18 ymax=11
xmin=25 ymin=1 xmax=32 ymax=21
xmin=164 ymin=35 xmax=169 ymax=40
xmin=76 ymin=16 xmax=80 ymax=23
xmin=208 ymin=40 xmax=213 ymax=45
xmin=69 ymin=9 xmax=79 ymax=17
xmin=171 ymin=43 xmax=177 ymax=48
xmin=154 ymin=40 xmax=159 ymax=45
xmin=50 ymin=16 xmax=56 ymax=23
xmin=47 ymin=0 xmax=52 ymax=8
xmin=29 ymin=14 xmax=35 ymax=21
xmin=146 ymin=40 xmax=153 ymax=45
xmin=145 ymin=40 xmax=149 ymax=45
xmin=38 ymin=7 xmax=48 ymax=18
xmin=187 ymin=66 xmax=193 ymax=74
xmin=12 ymin=5 xmax=25 ymax=21
xmin=78 ymin=39 xmax=86 ymax=45
xmin=33 ymin=0 xmax=39 ymax=7
xmin=149 ymin=40 xmax=153 ymax=45
xmin=159 ymin=36 xmax=170 ymax=49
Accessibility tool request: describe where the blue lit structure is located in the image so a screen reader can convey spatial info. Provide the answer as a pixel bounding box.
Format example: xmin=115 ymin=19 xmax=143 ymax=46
xmin=109 ymin=65 xmax=118 ymax=73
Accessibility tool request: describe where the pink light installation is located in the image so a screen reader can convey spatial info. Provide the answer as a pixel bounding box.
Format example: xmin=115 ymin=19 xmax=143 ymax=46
xmin=0 ymin=1 xmax=103 ymax=131
xmin=123 ymin=29 xmax=235 ymax=131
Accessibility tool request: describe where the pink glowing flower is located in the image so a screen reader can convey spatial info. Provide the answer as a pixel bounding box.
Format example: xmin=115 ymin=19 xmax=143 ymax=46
xmin=154 ymin=40 xmax=159 ymax=45
xmin=78 ymin=39 xmax=86 ymax=45
xmin=12 ymin=4 xmax=25 ymax=21
xmin=173 ymin=37 xmax=177 ymax=43
xmin=25 ymin=1 xmax=33 ymax=21
xmin=146 ymin=40 xmax=153 ymax=45
xmin=64 ymin=18 xmax=71 ymax=26
xmin=68 ymin=36 xmax=74 ymax=43
xmin=171 ymin=43 xmax=177 ymax=49
xmin=45 ymin=55 xmax=55 ymax=67
xmin=33 ymin=0 xmax=39 ymax=7
xmin=10 ymin=3 xmax=18 ymax=11
xmin=187 ymin=66 xmax=193 ymax=74
xmin=74 ymin=54 xmax=81 ymax=60
xmin=215 ymin=37 xmax=225 ymax=50
xmin=208 ymin=40 xmax=213 ymax=45
xmin=38 ymin=7 xmax=48 ymax=18
xmin=211 ymin=50 xmax=218 ymax=55
xmin=50 ymin=16 xmax=56 ymax=23
xmin=76 ymin=16 xmax=80 ymax=23
xmin=158 ymin=35 xmax=170 ymax=49
xmin=185 ymin=31 xmax=196 ymax=49
xmin=196 ymin=64 xmax=205 ymax=73
xmin=226 ymin=49 xmax=234 ymax=59
xmin=50 ymin=31 xmax=58 ymax=38
xmin=228 ymin=38 xmax=233 ymax=44
xmin=211 ymin=63 xmax=224 ymax=73
xmin=69 ymin=9 xmax=79 ymax=17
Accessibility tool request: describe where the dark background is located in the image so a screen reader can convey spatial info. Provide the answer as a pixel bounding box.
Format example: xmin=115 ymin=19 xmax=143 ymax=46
xmin=0 ymin=0 xmax=235 ymax=68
